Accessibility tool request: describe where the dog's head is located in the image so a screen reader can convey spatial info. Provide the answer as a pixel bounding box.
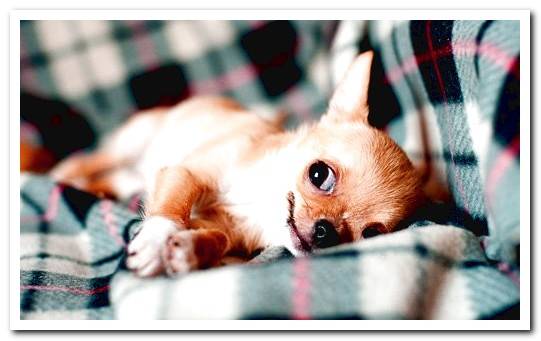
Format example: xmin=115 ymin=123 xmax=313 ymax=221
xmin=285 ymin=52 xmax=424 ymax=254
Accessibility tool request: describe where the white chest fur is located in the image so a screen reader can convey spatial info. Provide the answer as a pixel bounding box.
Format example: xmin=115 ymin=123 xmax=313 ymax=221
xmin=220 ymin=149 xmax=300 ymax=255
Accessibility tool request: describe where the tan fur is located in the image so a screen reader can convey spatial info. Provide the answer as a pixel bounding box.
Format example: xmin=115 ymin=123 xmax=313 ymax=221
xmin=286 ymin=122 xmax=424 ymax=244
xmin=51 ymin=52 xmax=426 ymax=277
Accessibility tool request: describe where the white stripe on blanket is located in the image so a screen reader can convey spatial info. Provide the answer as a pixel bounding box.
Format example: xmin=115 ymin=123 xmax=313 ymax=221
xmin=21 ymin=233 xmax=93 ymax=262
xmin=20 ymin=257 xmax=115 ymax=278
xmin=111 ymin=266 xmax=240 ymax=319
xmin=111 ymin=225 xmax=505 ymax=320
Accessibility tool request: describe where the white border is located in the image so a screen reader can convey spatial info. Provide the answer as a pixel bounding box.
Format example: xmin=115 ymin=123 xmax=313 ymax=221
xmin=9 ymin=9 xmax=533 ymax=20
xmin=10 ymin=9 xmax=531 ymax=331
xmin=518 ymin=12 xmax=531 ymax=332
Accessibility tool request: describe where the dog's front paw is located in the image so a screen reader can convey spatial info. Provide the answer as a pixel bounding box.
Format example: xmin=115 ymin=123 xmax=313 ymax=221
xmin=126 ymin=216 xmax=179 ymax=277
xmin=162 ymin=230 xmax=198 ymax=276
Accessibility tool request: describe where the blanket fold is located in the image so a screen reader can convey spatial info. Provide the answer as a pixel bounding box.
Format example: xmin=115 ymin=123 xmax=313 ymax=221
xmin=20 ymin=175 xmax=519 ymax=320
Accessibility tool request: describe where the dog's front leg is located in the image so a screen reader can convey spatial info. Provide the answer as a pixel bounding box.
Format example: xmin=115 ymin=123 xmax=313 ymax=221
xmin=126 ymin=165 xmax=228 ymax=277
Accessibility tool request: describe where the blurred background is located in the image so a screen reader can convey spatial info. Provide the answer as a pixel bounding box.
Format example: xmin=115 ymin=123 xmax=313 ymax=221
xmin=20 ymin=20 xmax=339 ymax=172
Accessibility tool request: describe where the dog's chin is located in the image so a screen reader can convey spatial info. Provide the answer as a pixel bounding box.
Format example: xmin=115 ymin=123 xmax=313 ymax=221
xmin=284 ymin=243 xmax=301 ymax=257
xmin=287 ymin=228 xmax=310 ymax=256
xmin=286 ymin=191 xmax=312 ymax=255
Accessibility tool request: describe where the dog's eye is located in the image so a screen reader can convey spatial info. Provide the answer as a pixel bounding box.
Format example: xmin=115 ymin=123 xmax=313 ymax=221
xmin=312 ymin=219 xmax=340 ymax=248
xmin=308 ymin=161 xmax=336 ymax=192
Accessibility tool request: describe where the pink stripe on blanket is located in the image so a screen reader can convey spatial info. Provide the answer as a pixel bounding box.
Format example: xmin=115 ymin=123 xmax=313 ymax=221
xmin=133 ymin=33 xmax=159 ymax=69
xmin=292 ymin=258 xmax=311 ymax=319
xmin=191 ymin=64 xmax=257 ymax=94
xmin=100 ymin=200 xmax=126 ymax=247
xmin=385 ymin=40 xmax=519 ymax=85
xmin=20 ymin=38 xmax=38 ymax=90
xmin=125 ymin=21 xmax=160 ymax=69
xmin=497 ymin=262 xmax=520 ymax=287
xmin=43 ymin=185 xmax=62 ymax=222
xmin=425 ymin=21 xmax=471 ymax=215
xmin=21 ymin=68 xmax=38 ymax=92
xmin=21 ymin=185 xmax=63 ymax=224
xmin=20 ymin=122 xmax=41 ymax=144
xmin=486 ymin=136 xmax=520 ymax=203
xmin=474 ymin=42 xmax=519 ymax=78
xmin=285 ymin=87 xmax=312 ymax=121
xmin=21 ymin=284 xmax=109 ymax=296
xmin=247 ymin=21 xmax=267 ymax=30
xmin=127 ymin=193 xmax=142 ymax=213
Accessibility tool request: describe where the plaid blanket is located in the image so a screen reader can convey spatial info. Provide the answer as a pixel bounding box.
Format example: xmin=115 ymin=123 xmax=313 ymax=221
xmin=363 ymin=20 xmax=520 ymax=265
xmin=21 ymin=20 xmax=335 ymax=150
xmin=21 ymin=175 xmax=519 ymax=320
xmin=20 ymin=20 xmax=520 ymax=320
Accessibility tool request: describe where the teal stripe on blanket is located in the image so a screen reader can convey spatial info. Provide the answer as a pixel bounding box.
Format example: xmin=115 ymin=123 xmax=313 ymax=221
xmin=238 ymin=259 xmax=295 ymax=319
xmin=306 ymin=256 xmax=360 ymax=319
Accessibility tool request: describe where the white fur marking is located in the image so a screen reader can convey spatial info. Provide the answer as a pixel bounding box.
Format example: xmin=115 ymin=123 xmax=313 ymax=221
xmin=126 ymin=216 xmax=179 ymax=277
xmin=221 ymin=148 xmax=300 ymax=254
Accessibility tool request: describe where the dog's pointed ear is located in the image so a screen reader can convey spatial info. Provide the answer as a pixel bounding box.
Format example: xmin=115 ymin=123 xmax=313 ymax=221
xmin=324 ymin=51 xmax=373 ymax=124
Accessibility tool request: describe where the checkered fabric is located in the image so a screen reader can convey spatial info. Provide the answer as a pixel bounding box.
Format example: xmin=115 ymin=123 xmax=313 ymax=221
xmin=359 ymin=20 xmax=520 ymax=266
xmin=21 ymin=20 xmax=336 ymax=161
xmin=21 ymin=175 xmax=519 ymax=320
xmin=20 ymin=20 xmax=521 ymax=320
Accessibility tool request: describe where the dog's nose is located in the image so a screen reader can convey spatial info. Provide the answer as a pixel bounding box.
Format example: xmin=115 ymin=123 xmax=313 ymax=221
xmin=312 ymin=219 xmax=340 ymax=249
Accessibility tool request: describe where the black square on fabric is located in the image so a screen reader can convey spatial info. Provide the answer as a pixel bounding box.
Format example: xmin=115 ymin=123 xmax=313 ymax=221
xmin=23 ymin=52 xmax=49 ymax=68
xmin=258 ymin=62 xmax=302 ymax=98
xmin=129 ymin=64 xmax=190 ymax=110
xmin=367 ymin=50 xmax=402 ymax=129
xmin=20 ymin=92 xmax=96 ymax=159
xmin=112 ymin=24 xmax=133 ymax=41
xmin=494 ymin=57 xmax=520 ymax=147
xmin=240 ymin=21 xmax=302 ymax=97
xmin=409 ymin=20 xmax=463 ymax=105
xmin=62 ymin=186 xmax=99 ymax=225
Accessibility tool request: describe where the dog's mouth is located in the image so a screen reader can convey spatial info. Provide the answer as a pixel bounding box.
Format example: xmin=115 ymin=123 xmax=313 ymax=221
xmin=286 ymin=192 xmax=312 ymax=254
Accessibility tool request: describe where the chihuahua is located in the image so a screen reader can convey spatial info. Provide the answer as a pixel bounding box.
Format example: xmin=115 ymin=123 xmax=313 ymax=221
xmin=51 ymin=52 xmax=425 ymax=277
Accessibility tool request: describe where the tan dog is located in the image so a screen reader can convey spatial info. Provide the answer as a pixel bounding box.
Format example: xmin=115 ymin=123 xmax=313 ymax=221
xmin=51 ymin=52 xmax=425 ymax=277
